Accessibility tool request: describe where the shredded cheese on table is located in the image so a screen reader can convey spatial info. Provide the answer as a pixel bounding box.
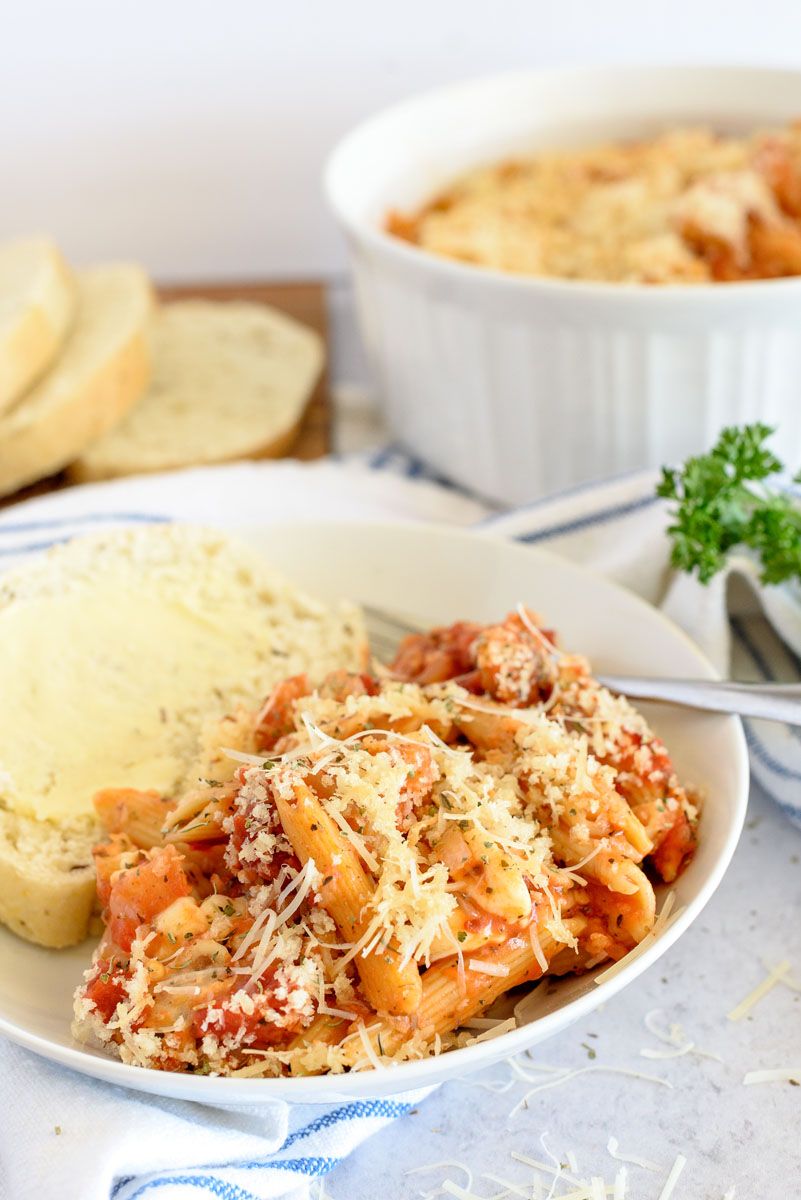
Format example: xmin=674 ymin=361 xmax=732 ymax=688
xmin=606 ymin=1137 xmax=659 ymax=1172
xmin=727 ymin=959 xmax=796 ymax=1021
xmin=742 ymin=1067 xmax=801 ymax=1085
xmin=656 ymin=1155 xmax=687 ymax=1200
xmin=507 ymin=1064 xmax=672 ymax=1119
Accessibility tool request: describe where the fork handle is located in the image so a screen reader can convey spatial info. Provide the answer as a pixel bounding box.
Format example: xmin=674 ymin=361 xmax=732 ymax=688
xmin=596 ymin=676 xmax=801 ymax=726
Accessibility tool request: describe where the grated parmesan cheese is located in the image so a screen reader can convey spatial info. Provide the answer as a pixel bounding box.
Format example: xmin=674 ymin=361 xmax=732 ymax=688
xmin=467 ymin=959 xmax=511 ymax=978
xmin=656 ymin=1154 xmax=686 ymax=1200
xmin=727 ymin=959 xmax=796 ymax=1021
xmin=742 ymin=1067 xmax=801 ymax=1085
xmin=606 ymin=1136 xmax=659 ymax=1172
xmin=508 ymin=1064 xmax=672 ymax=1118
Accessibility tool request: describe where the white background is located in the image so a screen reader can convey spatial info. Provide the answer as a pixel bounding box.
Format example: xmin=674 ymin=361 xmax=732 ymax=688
xmin=2 ymin=0 xmax=801 ymax=283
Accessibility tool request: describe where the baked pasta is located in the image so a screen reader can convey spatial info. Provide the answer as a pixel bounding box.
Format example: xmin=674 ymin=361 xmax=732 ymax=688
xmin=387 ymin=123 xmax=801 ymax=283
xmin=72 ymin=609 xmax=698 ymax=1076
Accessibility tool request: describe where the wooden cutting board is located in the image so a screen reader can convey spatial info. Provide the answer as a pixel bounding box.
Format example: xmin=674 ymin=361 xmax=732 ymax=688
xmin=0 ymin=280 xmax=331 ymax=510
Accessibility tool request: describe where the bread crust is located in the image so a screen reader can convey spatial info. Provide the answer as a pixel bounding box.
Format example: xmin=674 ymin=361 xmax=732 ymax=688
xmin=0 ymin=810 xmax=98 ymax=948
xmin=68 ymin=299 xmax=321 ymax=481
xmin=0 ymin=238 xmax=77 ymax=415
xmin=69 ymin=416 xmax=304 ymax=483
xmin=0 ymin=525 xmax=368 ymax=947
xmin=0 ymin=265 xmax=153 ymax=498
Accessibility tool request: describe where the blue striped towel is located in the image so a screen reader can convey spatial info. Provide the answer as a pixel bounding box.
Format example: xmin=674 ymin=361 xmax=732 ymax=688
xmin=0 ymin=1038 xmax=432 ymax=1200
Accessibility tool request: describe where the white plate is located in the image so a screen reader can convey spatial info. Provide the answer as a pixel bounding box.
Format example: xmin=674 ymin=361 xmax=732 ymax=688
xmin=0 ymin=517 xmax=749 ymax=1103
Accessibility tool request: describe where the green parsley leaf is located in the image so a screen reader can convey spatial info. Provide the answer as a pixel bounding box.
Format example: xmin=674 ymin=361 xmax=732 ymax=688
xmin=657 ymin=422 xmax=801 ymax=586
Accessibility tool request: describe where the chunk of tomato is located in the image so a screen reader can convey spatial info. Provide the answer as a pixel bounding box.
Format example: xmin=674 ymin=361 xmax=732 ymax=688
xmin=107 ymin=844 xmax=191 ymax=951
xmin=84 ymin=959 xmax=128 ymax=1022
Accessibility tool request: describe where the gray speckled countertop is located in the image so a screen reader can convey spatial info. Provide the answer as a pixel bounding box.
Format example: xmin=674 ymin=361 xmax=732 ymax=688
xmin=325 ymin=782 xmax=801 ymax=1199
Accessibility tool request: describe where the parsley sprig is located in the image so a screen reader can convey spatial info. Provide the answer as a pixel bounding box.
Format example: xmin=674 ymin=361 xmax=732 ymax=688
xmin=657 ymin=423 xmax=801 ymax=585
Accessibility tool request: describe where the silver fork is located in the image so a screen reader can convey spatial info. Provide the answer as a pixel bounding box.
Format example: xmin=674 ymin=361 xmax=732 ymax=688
xmin=363 ymin=606 xmax=801 ymax=727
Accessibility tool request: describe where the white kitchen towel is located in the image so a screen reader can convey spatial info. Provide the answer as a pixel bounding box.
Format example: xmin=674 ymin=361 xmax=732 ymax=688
xmin=478 ymin=466 xmax=801 ymax=828
xmin=0 ymin=456 xmax=489 ymax=569
xmin=1 ymin=1038 xmax=432 ymax=1200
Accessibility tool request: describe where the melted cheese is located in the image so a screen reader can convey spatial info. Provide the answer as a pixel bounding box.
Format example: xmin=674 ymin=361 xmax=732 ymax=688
xmin=0 ymin=525 xmax=365 ymax=822
xmin=672 ymin=169 xmax=780 ymax=260
xmin=0 ymin=586 xmax=359 ymax=822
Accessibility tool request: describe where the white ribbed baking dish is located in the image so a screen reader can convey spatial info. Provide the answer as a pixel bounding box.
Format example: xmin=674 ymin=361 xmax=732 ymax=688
xmin=326 ymin=66 xmax=801 ymax=505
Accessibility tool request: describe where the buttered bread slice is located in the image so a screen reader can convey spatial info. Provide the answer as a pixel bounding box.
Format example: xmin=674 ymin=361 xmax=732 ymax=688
xmin=70 ymin=299 xmax=323 ymax=481
xmin=0 ymin=263 xmax=153 ymax=498
xmin=0 ymin=236 xmax=77 ymax=415
xmin=0 ymin=524 xmax=367 ymax=947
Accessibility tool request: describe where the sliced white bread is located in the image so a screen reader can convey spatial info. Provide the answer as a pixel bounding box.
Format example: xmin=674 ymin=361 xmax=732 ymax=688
xmin=0 ymin=524 xmax=367 ymax=947
xmin=0 ymin=809 xmax=98 ymax=948
xmin=0 ymin=236 xmax=77 ymax=415
xmin=69 ymin=299 xmax=323 ymax=482
xmin=0 ymin=263 xmax=153 ymax=498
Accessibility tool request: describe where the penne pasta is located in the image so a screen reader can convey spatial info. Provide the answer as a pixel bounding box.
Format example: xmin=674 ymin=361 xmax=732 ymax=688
xmin=74 ymin=606 xmax=698 ymax=1077
xmin=93 ymin=788 xmax=174 ymax=849
xmin=273 ymin=776 xmax=423 ymax=1018
xmin=417 ymin=927 xmax=558 ymax=1036
xmin=432 ymin=825 xmax=532 ymax=924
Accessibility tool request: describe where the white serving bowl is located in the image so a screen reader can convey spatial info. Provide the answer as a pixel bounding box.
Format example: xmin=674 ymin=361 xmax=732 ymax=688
xmin=0 ymin=511 xmax=748 ymax=1104
xmin=326 ymin=66 xmax=801 ymax=506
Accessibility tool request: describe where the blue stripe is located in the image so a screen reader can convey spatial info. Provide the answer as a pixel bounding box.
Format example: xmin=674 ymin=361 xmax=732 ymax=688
xmin=112 ymin=1101 xmax=414 ymax=1196
xmin=731 ymin=615 xmax=777 ymax=681
xmin=270 ymin=1155 xmax=340 ymax=1175
xmin=742 ymin=719 xmax=801 ymax=784
xmin=0 ymin=534 xmax=92 ymax=557
xmin=116 ymin=1176 xmax=269 ymax=1200
xmin=114 ymin=1154 xmax=343 ymax=1200
xmin=368 ymin=447 xmax=394 ymax=470
xmin=732 ymin=603 xmax=801 ymax=679
xmin=731 ymin=618 xmax=801 ymax=748
xmin=0 ymin=511 xmax=170 ymax=537
xmin=477 ymin=467 xmax=657 ymax=528
xmin=363 ymin=443 xmax=493 ymax=503
xmin=277 ymin=1098 xmax=412 ymax=1153
xmin=780 ymin=634 xmax=801 ymax=679
xmin=510 ymin=494 xmax=660 ymax=544
xmin=0 ymin=514 xmax=172 ymax=558
xmin=768 ymin=794 xmax=801 ymax=822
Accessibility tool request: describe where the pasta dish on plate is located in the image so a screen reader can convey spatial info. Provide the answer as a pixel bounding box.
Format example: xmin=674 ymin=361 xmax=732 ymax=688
xmin=72 ymin=608 xmax=698 ymax=1076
